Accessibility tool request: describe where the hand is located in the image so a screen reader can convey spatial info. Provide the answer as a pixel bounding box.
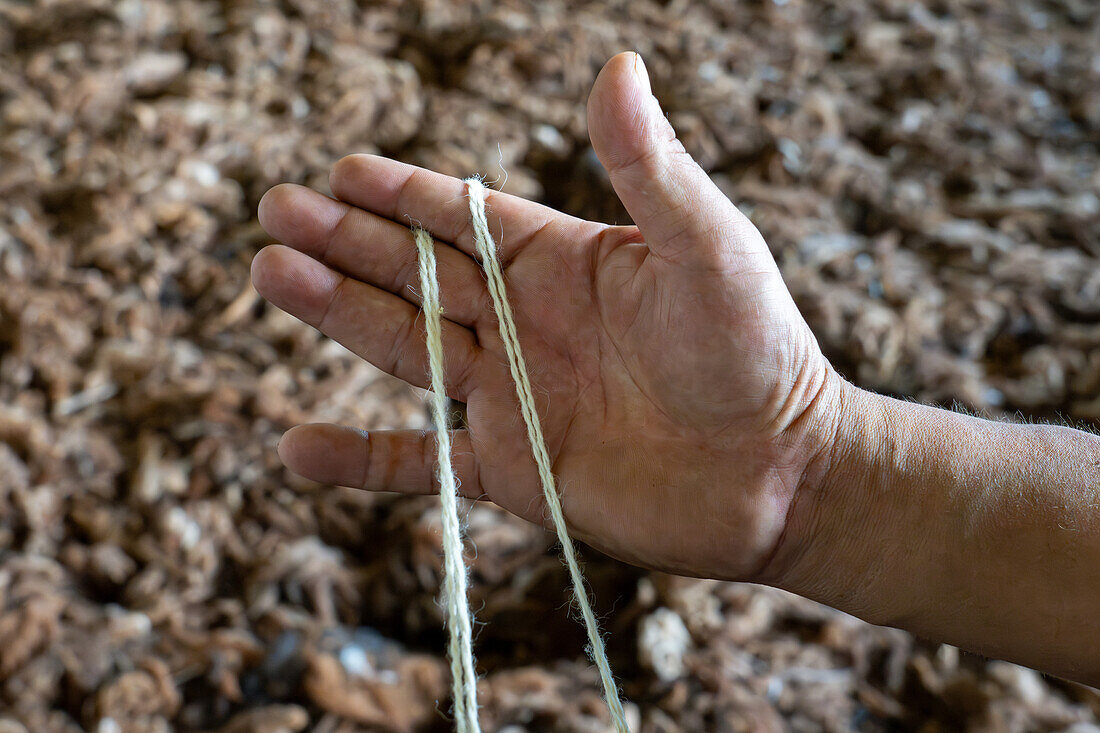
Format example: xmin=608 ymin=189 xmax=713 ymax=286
xmin=251 ymin=52 xmax=842 ymax=581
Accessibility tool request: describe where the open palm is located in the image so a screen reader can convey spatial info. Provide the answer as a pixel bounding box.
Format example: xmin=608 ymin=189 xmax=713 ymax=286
xmin=252 ymin=53 xmax=840 ymax=582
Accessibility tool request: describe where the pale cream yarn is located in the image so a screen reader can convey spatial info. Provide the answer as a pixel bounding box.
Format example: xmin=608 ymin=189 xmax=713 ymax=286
xmin=412 ymin=179 xmax=629 ymax=733
xmin=414 ymin=226 xmax=482 ymax=733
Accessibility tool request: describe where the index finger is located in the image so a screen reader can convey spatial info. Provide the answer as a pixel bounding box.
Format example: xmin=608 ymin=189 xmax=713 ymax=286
xmin=329 ymin=154 xmax=600 ymax=262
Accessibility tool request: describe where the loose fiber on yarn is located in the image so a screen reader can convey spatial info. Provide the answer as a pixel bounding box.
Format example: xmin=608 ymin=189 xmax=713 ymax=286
xmin=463 ymin=178 xmax=630 ymax=733
xmin=413 ymin=227 xmax=482 ymax=733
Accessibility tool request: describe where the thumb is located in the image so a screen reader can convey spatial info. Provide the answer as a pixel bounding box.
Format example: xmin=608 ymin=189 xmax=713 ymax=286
xmin=587 ymin=52 xmax=768 ymax=264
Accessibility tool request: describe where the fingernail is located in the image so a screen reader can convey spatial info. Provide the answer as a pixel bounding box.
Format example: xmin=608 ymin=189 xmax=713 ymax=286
xmin=631 ymin=52 xmax=652 ymax=95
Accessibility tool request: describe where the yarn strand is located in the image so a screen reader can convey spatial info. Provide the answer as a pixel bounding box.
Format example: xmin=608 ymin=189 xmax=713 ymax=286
xmin=413 ymin=227 xmax=481 ymax=733
xmin=463 ymin=178 xmax=630 ymax=733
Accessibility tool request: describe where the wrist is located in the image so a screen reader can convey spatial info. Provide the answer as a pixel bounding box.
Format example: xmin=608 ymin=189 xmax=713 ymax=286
xmin=755 ymin=372 xmax=918 ymax=626
xmin=754 ymin=370 xmax=1100 ymax=684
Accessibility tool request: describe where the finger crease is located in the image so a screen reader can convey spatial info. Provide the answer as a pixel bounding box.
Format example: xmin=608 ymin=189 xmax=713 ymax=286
xmin=321 ymin=205 xmax=356 ymax=264
xmin=391 ymin=169 xmax=422 ymax=223
xmin=316 ymin=273 xmax=349 ymax=332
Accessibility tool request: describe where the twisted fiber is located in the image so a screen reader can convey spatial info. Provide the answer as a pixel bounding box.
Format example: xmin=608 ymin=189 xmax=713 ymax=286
xmin=413 ymin=227 xmax=481 ymax=733
xmin=463 ymin=178 xmax=629 ymax=733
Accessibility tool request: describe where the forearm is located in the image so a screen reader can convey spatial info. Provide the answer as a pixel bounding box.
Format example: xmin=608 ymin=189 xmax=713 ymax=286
xmin=769 ymin=378 xmax=1100 ymax=686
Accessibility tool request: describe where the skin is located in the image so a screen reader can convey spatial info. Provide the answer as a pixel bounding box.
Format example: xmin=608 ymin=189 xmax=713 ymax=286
xmin=252 ymin=53 xmax=1100 ymax=687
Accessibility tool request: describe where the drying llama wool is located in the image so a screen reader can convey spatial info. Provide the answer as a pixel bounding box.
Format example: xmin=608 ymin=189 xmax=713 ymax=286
xmin=413 ymin=226 xmax=482 ymax=733
xmin=410 ymin=178 xmax=629 ymax=732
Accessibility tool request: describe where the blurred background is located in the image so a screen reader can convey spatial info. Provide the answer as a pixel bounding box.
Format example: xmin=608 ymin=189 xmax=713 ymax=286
xmin=2 ymin=0 xmax=1099 ymax=731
